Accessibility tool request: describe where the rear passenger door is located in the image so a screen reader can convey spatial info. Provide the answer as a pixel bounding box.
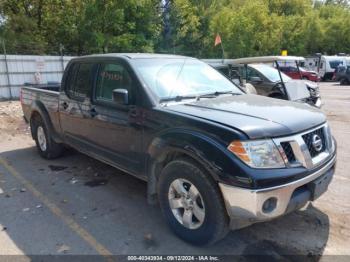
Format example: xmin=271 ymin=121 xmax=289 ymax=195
xmin=87 ymin=60 xmax=145 ymax=177
xmin=59 ymin=62 xmax=97 ymax=150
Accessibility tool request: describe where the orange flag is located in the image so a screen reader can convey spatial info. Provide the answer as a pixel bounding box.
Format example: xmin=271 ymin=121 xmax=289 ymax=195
xmin=214 ymin=33 xmax=222 ymax=46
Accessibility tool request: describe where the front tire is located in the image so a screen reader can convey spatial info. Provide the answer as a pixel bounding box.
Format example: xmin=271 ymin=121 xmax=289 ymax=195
xmin=32 ymin=116 xmax=64 ymax=159
xmin=158 ymin=158 xmax=229 ymax=245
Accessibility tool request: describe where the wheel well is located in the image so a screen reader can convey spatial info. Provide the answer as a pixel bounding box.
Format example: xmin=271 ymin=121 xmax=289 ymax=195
xmin=148 ymin=150 xmax=214 ymax=205
xmin=154 ymin=151 xmax=212 ymax=179
xmin=29 ymin=111 xmax=42 ymax=138
xmin=30 ymin=111 xmax=42 ymax=122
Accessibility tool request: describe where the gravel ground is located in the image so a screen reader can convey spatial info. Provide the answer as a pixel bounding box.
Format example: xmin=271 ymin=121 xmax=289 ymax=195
xmin=0 ymin=82 xmax=349 ymax=258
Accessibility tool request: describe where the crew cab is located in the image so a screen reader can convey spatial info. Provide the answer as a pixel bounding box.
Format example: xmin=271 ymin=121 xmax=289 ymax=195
xmin=21 ymin=54 xmax=336 ymax=245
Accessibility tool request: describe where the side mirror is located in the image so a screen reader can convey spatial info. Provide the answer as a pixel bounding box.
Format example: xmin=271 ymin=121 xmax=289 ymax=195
xmin=112 ymin=89 xmax=129 ymax=105
xmin=250 ymin=76 xmax=263 ymax=83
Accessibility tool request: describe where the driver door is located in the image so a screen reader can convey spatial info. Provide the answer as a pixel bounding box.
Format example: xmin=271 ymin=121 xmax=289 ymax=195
xmin=86 ymin=60 xmax=145 ymax=177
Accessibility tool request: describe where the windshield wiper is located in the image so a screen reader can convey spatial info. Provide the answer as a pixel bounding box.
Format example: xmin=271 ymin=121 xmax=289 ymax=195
xmin=159 ymin=91 xmax=241 ymax=103
xmin=159 ymin=95 xmax=198 ymax=103
xmin=196 ymin=90 xmax=241 ymax=100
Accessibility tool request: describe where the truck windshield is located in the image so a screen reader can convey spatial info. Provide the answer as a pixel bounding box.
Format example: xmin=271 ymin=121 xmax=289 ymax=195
xmin=132 ymin=58 xmax=243 ymax=100
xmin=251 ymin=64 xmax=291 ymax=82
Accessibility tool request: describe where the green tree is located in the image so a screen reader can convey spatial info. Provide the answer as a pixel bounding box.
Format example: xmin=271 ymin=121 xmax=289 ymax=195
xmin=1 ymin=0 xmax=350 ymax=57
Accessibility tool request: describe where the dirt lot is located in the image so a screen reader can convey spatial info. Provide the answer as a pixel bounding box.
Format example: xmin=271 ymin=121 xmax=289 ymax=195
xmin=0 ymin=82 xmax=349 ymax=259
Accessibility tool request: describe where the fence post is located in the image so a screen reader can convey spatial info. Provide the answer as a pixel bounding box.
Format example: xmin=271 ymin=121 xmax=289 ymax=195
xmin=1 ymin=39 xmax=12 ymax=100
xmin=59 ymin=44 xmax=65 ymax=72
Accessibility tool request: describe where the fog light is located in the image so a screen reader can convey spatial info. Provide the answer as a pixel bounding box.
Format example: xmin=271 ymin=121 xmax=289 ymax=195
xmin=262 ymin=197 xmax=277 ymax=213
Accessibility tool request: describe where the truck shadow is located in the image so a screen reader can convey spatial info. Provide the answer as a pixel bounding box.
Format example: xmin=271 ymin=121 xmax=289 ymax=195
xmin=0 ymin=146 xmax=330 ymax=257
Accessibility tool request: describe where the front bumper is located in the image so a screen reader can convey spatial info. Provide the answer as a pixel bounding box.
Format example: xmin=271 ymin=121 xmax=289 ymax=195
xmin=313 ymin=97 xmax=322 ymax=108
xmin=219 ymin=153 xmax=336 ymax=230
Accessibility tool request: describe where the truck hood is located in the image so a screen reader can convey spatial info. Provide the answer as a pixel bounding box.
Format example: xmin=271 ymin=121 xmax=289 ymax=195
xmin=165 ymin=94 xmax=326 ymax=139
xmin=284 ymin=80 xmax=312 ymax=101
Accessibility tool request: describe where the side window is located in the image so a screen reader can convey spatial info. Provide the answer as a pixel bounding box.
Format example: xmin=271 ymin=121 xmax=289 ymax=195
xmin=246 ymin=67 xmax=261 ymax=80
xmin=231 ymin=67 xmax=245 ymax=79
xmin=95 ymin=63 xmax=134 ymax=103
xmin=65 ymin=63 xmax=79 ymax=97
xmin=218 ymin=67 xmax=229 ymax=77
xmin=65 ymin=63 xmax=94 ymax=101
xmin=347 ymin=67 xmax=350 ymax=73
xmin=279 ymin=67 xmax=287 ymax=72
xmin=74 ymin=63 xmax=94 ymax=98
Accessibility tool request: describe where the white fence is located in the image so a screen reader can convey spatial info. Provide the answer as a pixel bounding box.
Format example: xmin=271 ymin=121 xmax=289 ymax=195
xmin=0 ymin=55 xmax=74 ymax=100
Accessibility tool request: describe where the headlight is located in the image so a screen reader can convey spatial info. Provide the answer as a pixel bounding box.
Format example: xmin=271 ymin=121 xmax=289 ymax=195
xmin=227 ymin=140 xmax=285 ymax=168
xmin=306 ymin=85 xmax=320 ymax=97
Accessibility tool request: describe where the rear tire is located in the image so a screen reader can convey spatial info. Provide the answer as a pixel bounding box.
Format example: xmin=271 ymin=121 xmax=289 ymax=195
xmin=158 ymin=158 xmax=229 ymax=245
xmin=32 ymin=115 xmax=64 ymax=159
xmin=340 ymin=78 xmax=349 ymax=85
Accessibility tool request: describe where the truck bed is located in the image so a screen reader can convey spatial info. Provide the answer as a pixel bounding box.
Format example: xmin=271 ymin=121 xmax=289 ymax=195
xmin=23 ymin=83 xmax=60 ymax=92
xmin=21 ymin=84 xmax=61 ymax=135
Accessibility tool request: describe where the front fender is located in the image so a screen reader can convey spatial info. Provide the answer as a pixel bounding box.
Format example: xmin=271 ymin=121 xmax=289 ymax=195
xmin=146 ymin=128 xmax=253 ymax=203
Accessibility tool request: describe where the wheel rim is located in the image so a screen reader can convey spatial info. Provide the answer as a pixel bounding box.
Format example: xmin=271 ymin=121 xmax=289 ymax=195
xmin=37 ymin=126 xmax=47 ymax=151
xmin=168 ymin=178 xmax=205 ymax=229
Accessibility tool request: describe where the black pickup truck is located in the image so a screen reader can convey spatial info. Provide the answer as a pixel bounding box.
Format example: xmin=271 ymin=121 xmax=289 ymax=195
xmin=21 ymin=54 xmax=337 ymax=245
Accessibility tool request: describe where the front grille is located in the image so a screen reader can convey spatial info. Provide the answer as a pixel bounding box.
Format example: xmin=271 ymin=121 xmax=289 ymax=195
xmin=302 ymin=128 xmax=327 ymax=157
xmin=281 ymin=142 xmax=296 ymax=163
xmin=273 ymin=124 xmax=331 ymax=169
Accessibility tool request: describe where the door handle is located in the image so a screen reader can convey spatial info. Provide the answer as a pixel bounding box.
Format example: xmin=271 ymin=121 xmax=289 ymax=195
xmin=129 ymin=106 xmax=138 ymax=118
xmin=90 ymin=108 xmax=98 ymax=118
xmin=61 ymin=102 xmax=69 ymax=110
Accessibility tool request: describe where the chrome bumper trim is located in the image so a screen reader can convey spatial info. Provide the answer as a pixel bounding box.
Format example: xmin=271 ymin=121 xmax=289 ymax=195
xmin=219 ymin=154 xmax=336 ymax=229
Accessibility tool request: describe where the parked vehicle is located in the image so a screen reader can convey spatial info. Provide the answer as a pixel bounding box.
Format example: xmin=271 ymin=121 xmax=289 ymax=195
xmin=206 ymin=57 xmax=322 ymax=108
xmin=333 ymin=65 xmax=350 ymax=85
xmin=21 ymin=54 xmax=336 ymax=245
xmin=303 ymin=56 xmax=320 ymax=71
xmin=204 ymin=61 xmax=257 ymax=94
xmin=303 ymin=55 xmax=349 ymax=80
xmin=279 ymin=66 xmax=320 ymax=82
xmin=317 ymin=55 xmax=347 ymax=80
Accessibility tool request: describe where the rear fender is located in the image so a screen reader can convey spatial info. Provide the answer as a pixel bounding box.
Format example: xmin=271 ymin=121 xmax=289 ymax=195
xmin=29 ymin=101 xmax=62 ymax=143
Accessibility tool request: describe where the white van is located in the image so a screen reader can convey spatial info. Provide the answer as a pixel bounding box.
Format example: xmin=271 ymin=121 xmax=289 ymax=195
xmin=318 ymin=55 xmax=347 ymax=80
xmin=303 ymin=57 xmax=319 ymax=71
xmin=345 ymin=57 xmax=350 ymax=66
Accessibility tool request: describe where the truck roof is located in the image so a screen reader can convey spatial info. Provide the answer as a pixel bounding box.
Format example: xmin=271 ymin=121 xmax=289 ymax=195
xmin=203 ymin=56 xmax=305 ymax=66
xmin=72 ymin=53 xmax=190 ymax=60
xmin=230 ymin=56 xmax=305 ymax=64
